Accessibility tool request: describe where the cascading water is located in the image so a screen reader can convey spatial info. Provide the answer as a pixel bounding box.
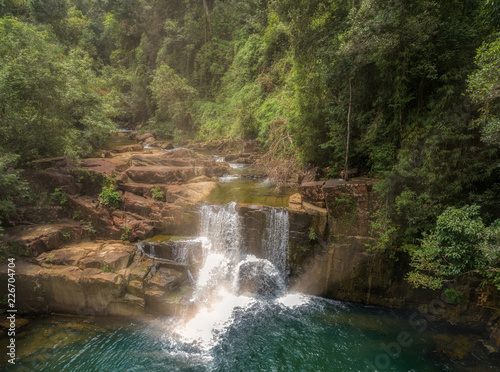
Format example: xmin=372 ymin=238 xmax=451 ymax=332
xmin=263 ymin=207 xmax=290 ymax=280
xmin=193 ymin=202 xmax=243 ymax=303
xmin=168 ymin=201 xmax=299 ymax=360
xmin=195 ymin=202 xmax=289 ymax=300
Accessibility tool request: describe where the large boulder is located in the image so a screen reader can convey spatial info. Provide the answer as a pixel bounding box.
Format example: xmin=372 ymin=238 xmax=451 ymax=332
xmin=236 ymin=257 xmax=285 ymax=297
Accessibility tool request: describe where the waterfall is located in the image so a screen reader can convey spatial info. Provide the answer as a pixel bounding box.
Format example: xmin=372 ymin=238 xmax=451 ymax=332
xmin=199 ymin=202 xmax=242 ymax=255
xmin=168 ymin=202 xmax=296 ymax=358
xmin=195 ymin=202 xmax=289 ymax=299
xmin=263 ymin=207 xmax=290 ymax=279
xmin=193 ymin=202 xmax=243 ymax=302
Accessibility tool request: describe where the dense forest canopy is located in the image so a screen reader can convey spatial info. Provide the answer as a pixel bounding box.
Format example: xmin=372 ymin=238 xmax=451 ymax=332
xmin=1 ymin=0 xmax=500 ymax=288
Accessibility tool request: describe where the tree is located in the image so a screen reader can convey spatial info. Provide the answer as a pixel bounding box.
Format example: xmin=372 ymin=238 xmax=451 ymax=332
xmin=0 ymin=152 xmax=27 ymax=230
xmin=0 ymin=17 xmax=116 ymax=161
xmin=467 ymin=37 xmax=500 ymax=146
xmin=407 ymin=205 xmax=500 ymax=290
xmin=151 ymin=63 xmax=198 ymax=136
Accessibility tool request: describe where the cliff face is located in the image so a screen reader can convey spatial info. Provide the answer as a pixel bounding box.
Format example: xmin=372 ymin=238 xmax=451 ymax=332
xmin=288 ymin=178 xmax=500 ymax=352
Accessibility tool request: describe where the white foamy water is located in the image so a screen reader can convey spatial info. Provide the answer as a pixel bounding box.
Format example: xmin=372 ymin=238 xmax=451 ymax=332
xmin=263 ymin=207 xmax=290 ymax=278
xmin=228 ymin=163 xmax=247 ymax=169
xmin=218 ymin=175 xmax=240 ymax=182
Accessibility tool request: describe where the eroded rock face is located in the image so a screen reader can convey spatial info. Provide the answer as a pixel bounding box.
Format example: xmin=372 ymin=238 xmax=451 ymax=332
xmin=291 ymin=178 xmax=500 ymax=352
xmin=0 ymin=241 xmax=192 ymax=317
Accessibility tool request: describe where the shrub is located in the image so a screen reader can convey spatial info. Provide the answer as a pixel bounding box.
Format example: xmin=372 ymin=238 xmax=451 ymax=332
xmin=151 ymin=186 xmax=164 ymax=201
xmin=50 ymin=188 xmax=67 ymax=205
xmin=99 ymin=185 xmax=121 ymax=209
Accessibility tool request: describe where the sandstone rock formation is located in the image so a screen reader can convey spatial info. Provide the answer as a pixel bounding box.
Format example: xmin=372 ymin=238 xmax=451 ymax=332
xmin=0 ymin=241 xmax=194 ymax=317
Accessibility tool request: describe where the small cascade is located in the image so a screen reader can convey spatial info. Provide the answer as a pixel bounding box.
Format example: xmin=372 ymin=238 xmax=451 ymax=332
xmin=199 ymin=202 xmax=243 ymax=255
xmin=193 ymin=202 xmax=243 ymax=302
xmin=263 ymin=207 xmax=290 ymax=279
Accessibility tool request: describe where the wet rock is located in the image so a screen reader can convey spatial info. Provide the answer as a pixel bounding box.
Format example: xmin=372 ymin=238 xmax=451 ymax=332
xmin=137 ymin=240 xmax=203 ymax=267
xmin=136 ymin=132 xmax=155 ymax=142
xmin=146 ymin=267 xmax=187 ymax=292
xmin=237 ymin=258 xmax=284 ymax=297
xmin=292 ymin=236 xmax=386 ymax=303
xmin=302 ymin=202 xmax=328 ymax=239
xmin=0 ymin=245 xmax=174 ymax=316
xmin=433 ymin=333 xmax=479 ymax=361
xmin=143 ymin=137 xmax=156 ymax=146
xmin=237 ymin=204 xmax=267 ymax=258
xmin=79 ymin=268 xmax=126 ymax=312
xmin=126 ymin=280 xmax=144 ymax=298
xmin=107 ymin=294 xmax=145 ymax=316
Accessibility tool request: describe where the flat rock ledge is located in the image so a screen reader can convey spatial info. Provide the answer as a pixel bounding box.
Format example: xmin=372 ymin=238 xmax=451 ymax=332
xmin=0 ymin=241 xmax=193 ymax=317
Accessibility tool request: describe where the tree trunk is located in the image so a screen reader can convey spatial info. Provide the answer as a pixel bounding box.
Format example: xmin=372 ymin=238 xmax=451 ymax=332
xmin=202 ymin=0 xmax=212 ymax=42
xmin=344 ymin=77 xmax=352 ymax=181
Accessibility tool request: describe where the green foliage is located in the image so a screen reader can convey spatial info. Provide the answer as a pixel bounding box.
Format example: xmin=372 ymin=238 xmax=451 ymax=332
xmin=82 ymin=220 xmax=96 ymax=238
xmin=45 ymin=254 xmax=55 ymax=262
xmin=0 ymin=0 xmax=499 ymax=300
xmin=308 ymin=226 xmax=317 ymax=241
xmin=60 ymin=229 xmax=71 ymax=240
xmin=50 ymin=188 xmax=67 ymax=205
xmin=0 ymin=151 xmax=28 ymax=226
xmin=408 ymin=205 xmax=500 ymax=290
xmin=330 ymin=192 xmax=358 ymax=235
xmin=151 ymin=63 xmax=198 ymax=136
xmin=151 ymin=186 xmax=164 ymax=201
xmin=444 ymin=288 xmax=465 ymax=304
xmin=467 ymin=37 xmax=500 ymax=146
xmin=0 ymin=17 xmax=116 ymax=162
xmin=102 ymin=264 xmax=110 ymax=272
xmin=98 ymin=184 xmax=120 ymax=209
xmin=29 ymin=0 xmax=68 ymax=24
xmin=121 ymin=226 xmax=131 ymax=241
